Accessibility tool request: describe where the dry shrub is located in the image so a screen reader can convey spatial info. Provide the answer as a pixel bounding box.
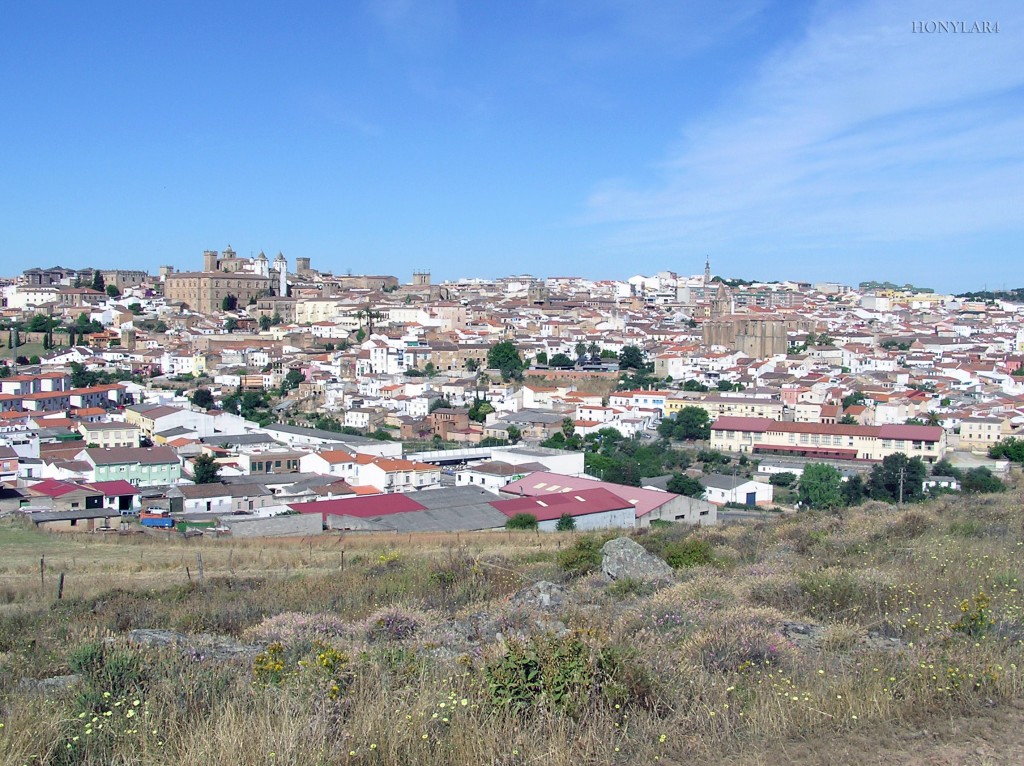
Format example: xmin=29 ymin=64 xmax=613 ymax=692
xmin=681 ymin=608 xmax=792 ymax=673
xmin=879 ymin=510 xmax=931 ymax=541
xmin=243 ymin=612 xmax=349 ymax=647
xmin=819 ymin=621 xmax=861 ymax=652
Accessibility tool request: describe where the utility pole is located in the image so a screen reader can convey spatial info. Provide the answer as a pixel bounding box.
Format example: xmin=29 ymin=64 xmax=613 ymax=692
xmin=898 ymin=464 xmax=906 ymax=505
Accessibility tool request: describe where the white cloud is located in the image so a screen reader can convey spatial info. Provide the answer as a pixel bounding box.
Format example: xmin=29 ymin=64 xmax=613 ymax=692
xmin=581 ymin=0 xmax=1024 ymax=282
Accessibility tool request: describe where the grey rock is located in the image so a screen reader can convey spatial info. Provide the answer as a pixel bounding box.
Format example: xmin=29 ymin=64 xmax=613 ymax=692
xmin=600 ymin=537 xmax=674 ymax=582
xmin=126 ymin=628 xmax=263 ymax=661
xmin=18 ymin=674 xmax=82 ymax=693
xmin=509 ymin=580 xmax=572 ymax=610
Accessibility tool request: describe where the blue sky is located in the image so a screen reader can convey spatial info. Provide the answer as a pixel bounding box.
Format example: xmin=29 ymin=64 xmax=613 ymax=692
xmin=1 ymin=0 xmax=1021 ymax=292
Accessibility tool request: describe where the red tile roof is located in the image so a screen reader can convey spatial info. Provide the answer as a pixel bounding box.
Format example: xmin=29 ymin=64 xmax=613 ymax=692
xmin=489 ymin=488 xmax=631 ymax=522
xmin=287 ymin=493 xmax=424 ymax=519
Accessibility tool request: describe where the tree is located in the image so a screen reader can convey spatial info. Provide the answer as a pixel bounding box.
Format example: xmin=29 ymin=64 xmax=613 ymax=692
xmin=505 ymin=513 xmax=538 ymax=530
xmin=429 ymin=397 xmax=452 ymax=413
xmin=961 ymin=467 xmax=1004 ymax=494
xmin=28 ymin=355 xmax=40 ymax=365
xmin=683 ymin=379 xmax=709 ymax=392
xmin=868 ymin=453 xmax=927 ymax=503
xmin=468 ymin=398 xmax=494 ymax=423
xmin=618 ymin=345 xmax=645 ymax=371
xmin=221 ymin=294 xmax=238 ymax=312
xmin=574 ymin=341 xmax=588 ymax=361
xmin=555 ymin=513 xmax=576 ymax=531
xmin=534 ymin=351 xmax=548 ymax=365
xmin=105 ymin=284 xmax=120 ymax=298
xmin=798 ymin=463 xmax=845 ymax=510
xmin=271 ymin=311 xmax=283 ymax=326
xmin=279 ymin=369 xmax=305 ymax=396
xmin=674 ymin=407 xmax=711 ymax=440
xmin=26 ymin=314 xmax=53 ymax=333
xmin=259 ymin=315 xmax=272 ymax=332
xmin=487 ymin=341 xmax=525 ymax=381
xmin=506 ymin=425 xmax=522 ymax=444
xmin=839 ymin=414 xmax=858 ymax=425
xmin=223 ymin=318 xmax=239 ymax=333
xmin=842 ymin=391 xmax=867 ymax=409
xmin=989 ymin=438 xmax=1024 ymax=464
xmin=842 ymin=474 xmax=866 ymax=506
xmin=10 ymin=326 xmax=20 ymax=349
xmin=423 ymin=362 xmax=437 ymax=377
xmin=190 ymin=388 xmax=215 ymax=410
xmin=667 ymin=473 xmax=705 ymax=498
xmin=549 ymin=353 xmax=574 ymax=368
xmin=561 ymin=417 xmax=575 ymax=440
xmin=587 ymin=342 xmax=600 ymax=360
xmin=192 ymin=454 xmax=221 ymax=484
xmin=0 ymin=363 xmax=10 ymax=378
xmin=466 ymin=358 xmax=479 ymax=372
xmin=90 ymin=270 xmax=105 ymax=292
xmin=768 ymin=472 xmax=797 ymax=487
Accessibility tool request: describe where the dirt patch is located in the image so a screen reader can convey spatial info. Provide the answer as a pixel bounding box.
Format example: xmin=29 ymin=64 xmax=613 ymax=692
xmin=722 ymin=699 xmax=1024 ymax=766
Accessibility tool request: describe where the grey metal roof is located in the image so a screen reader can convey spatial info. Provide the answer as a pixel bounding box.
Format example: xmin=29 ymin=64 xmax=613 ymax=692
xmin=199 ymin=433 xmax=278 ymax=446
xmin=700 ymin=474 xmax=755 ymax=490
xmin=353 ymin=505 xmax=507 ymax=533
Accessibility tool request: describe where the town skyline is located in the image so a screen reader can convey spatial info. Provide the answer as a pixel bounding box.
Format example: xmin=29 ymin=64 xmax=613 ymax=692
xmin=2 ymin=0 xmax=1021 ymax=291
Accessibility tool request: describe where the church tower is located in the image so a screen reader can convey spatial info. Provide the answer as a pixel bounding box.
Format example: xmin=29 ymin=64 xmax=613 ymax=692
xmin=273 ymin=252 xmax=287 ymax=296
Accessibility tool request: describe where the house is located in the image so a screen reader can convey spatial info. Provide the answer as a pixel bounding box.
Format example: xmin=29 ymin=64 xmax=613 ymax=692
xmin=428 ymin=408 xmax=471 ymax=440
xmin=78 ymin=422 xmax=142 ymax=449
xmin=166 ymin=482 xmax=276 ymax=515
xmin=77 ymin=446 xmax=182 ymax=486
xmin=298 ymin=449 xmax=358 ymax=481
xmin=959 ymin=417 xmax=1011 ymax=452
xmin=123 ymin=403 xmax=215 ymax=438
xmin=923 ymin=475 xmax=961 ymax=493
xmin=710 ymin=417 xmax=946 ymax=463
xmin=0 ymin=446 xmax=18 ymax=482
xmin=499 ymin=471 xmax=716 ymax=527
xmin=489 ymin=488 xmax=636 ymax=531
xmin=27 ymin=508 xmax=123 ymax=533
xmin=455 ymin=460 xmax=547 ymax=493
xmin=289 ymin=492 xmax=426 ymax=528
xmin=23 ymin=478 xmax=103 ymax=512
xmin=87 ymin=480 xmax=142 ymax=514
xmin=354 ymin=455 xmax=441 ymax=493
xmin=289 ymin=486 xmax=509 ymax=532
xmin=700 ymin=475 xmax=774 ymax=507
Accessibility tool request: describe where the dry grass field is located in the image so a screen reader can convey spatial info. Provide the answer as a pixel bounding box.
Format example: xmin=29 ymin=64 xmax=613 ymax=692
xmin=3 ymin=491 xmax=1024 ymax=765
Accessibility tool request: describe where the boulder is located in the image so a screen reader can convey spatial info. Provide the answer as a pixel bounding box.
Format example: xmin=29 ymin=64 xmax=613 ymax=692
xmin=600 ymin=537 xmax=674 ymax=582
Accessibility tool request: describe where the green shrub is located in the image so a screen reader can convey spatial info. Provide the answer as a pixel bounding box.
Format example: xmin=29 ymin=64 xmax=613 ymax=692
xmin=484 ymin=633 xmax=592 ymax=715
xmin=607 ymin=577 xmax=654 ymax=598
xmin=663 ymin=538 xmax=715 ymax=569
xmin=555 ymin=513 xmax=576 ymax=531
xmin=556 ymin=536 xmax=602 ymax=577
xmin=950 ymin=591 xmax=994 ymax=638
xmin=506 ymin=513 xmax=538 ymax=530
xmin=948 ymin=520 xmax=984 ymax=538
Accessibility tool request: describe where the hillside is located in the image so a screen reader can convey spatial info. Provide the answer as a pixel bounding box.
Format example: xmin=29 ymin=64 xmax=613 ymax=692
xmin=2 ymin=492 xmax=1024 ymax=765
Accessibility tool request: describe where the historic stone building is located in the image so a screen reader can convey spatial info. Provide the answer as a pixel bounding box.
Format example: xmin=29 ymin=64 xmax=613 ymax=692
xmin=164 ymin=247 xmax=281 ymax=312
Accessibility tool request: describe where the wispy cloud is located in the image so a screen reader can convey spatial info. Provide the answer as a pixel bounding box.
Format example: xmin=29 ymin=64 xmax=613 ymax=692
xmin=581 ymin=0 xmax=1024 ymax=283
